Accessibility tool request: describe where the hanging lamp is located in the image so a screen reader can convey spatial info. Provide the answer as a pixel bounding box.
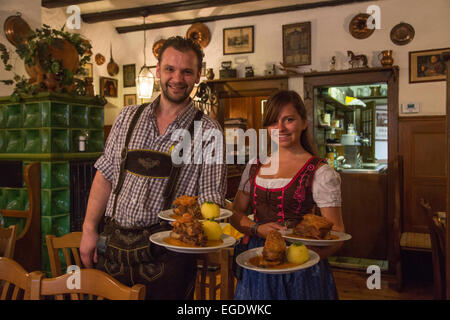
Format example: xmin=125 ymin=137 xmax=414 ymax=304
xmin=136 ymin=15 xmax=154 ymax=98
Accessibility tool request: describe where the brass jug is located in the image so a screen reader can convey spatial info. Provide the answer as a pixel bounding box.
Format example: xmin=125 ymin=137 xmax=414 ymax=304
xmin=379 ymin=50 xmax=394 ymax=67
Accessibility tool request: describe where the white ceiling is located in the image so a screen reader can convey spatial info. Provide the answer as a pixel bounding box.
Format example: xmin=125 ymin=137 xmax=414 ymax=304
xmin=76 ymin=0 xmax=337 ymax=28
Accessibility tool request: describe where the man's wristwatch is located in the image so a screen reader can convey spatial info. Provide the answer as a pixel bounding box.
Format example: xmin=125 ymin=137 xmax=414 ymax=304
xmin=251 ymin=222 xmax=261 ymax=237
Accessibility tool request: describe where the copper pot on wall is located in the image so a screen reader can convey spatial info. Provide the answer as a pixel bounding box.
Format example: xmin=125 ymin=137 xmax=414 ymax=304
xmin=379 ymin=50 xmax=394 ymax=67
xmin=3 ymin=12 xmax=33 ymax=47
xmin=107 ymin=43 xmax=119 ymax=76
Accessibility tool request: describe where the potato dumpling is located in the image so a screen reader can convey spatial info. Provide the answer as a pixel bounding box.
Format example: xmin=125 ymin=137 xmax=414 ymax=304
xmin=201 ymin=202 xmax=220 ymax=220
xmin=286 ymin=242 xmax=309 ymax=265
xmin=202 ymin=220 xmax=223 ymax=241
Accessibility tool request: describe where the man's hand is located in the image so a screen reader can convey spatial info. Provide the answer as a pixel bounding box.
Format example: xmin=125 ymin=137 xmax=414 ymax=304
xmin=80 ymin=228 xmax=99 ymax=268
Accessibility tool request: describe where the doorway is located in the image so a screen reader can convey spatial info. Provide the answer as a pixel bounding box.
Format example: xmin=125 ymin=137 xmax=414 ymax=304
xmin=303 ymin=67 xmax=399 ymax=274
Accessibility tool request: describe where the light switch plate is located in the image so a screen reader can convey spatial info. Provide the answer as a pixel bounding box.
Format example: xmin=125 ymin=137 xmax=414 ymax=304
xmin=402 ymin=102 xmax=420 ymax=113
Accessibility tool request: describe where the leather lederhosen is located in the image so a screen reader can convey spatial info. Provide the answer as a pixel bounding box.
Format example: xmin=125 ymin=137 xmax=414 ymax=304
xmin=96 ymin=103 xmax=203 ymax=300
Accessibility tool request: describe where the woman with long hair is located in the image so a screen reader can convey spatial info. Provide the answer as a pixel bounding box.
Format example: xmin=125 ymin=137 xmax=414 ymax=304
xmin=231 ymin=90 xmax=344 ymax=299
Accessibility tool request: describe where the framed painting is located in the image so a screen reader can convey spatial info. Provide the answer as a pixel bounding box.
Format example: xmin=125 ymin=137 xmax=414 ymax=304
xmin=282 ymin=21 xmax=311 ymax=67
xmin=100 ymin=77 xmax=118 ymax=97
xmin=124 ymin=94 xmax=137 ymax=106
xmin=409 ymin=48 xmax=448 ymax=83
xmin=123 ymin=64 xmax=136 ymax=87
xmin=223 ymin=26 xmax=254 ymax=55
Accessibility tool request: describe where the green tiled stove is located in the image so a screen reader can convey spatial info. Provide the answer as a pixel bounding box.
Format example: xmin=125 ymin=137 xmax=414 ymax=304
xmin=0 ymin=92 xmax=105 ymax=275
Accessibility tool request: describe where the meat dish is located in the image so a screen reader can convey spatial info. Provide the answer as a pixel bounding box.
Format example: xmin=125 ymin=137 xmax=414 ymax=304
xmin=293 ymin=213 xmax=333 ymax=240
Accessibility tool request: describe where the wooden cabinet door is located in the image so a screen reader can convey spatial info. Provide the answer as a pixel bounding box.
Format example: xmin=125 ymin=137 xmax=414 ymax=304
xmin=223 ymin=95 xmax=269 ymax=132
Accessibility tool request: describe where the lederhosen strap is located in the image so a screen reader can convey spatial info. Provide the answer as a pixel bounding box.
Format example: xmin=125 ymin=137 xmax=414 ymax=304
xmin=110 ymin=103 xmax=203 ymax=222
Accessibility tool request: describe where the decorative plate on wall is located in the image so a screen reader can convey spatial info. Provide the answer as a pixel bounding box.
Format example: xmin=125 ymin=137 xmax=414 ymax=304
xmin=95 ymin=53 xmax=105 ymax=65
xmin=3 ymin=12 xmax=33 ymax=47
xmin=349 ymin=13 xmax=375 ymax=39
xmin=152 ymin=39 xmax=165 ymax=59
xmin=390 ymin=22 xmax=415 ymax=46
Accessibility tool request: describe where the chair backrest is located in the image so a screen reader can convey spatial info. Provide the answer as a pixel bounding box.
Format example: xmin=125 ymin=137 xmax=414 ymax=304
xmin=0 ymin=225 xmax=18 ymax=258
xmin=0 ymin=257 xmax=33 ymax=300
xmin=46 ymin=232 xmax=82 ymax=277
xmin=420 ymin=198 xmax=446 ymax=299
xmin=197 ymin=248 xmax=235 ymax=300
xmin=29 ymin=268 xmax=146 ymax=300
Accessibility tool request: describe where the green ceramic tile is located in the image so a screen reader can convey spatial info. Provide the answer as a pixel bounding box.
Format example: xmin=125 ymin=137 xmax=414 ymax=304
xmin=41 ymin=189 xmax=70 ymax=216
xmin=41 ymin=214 xmax=70 ymax=237
xmin=50 ymin=102 xmax=69 ymax=127
xmin=5 ymin=104 xmax=21 ymax=128
xmin=70 ymin=104 xmax=89 ymax=128
xmin=3 ymin=216 xmax=25 ymax=235
xmin=0 ymin=105 xmax=5 ymax=128
xmin=88 ymin=106 xmax=104 ymax=129
xmin=41 ymin=101 xmax=50 ymax=127
xmin=22 ymin=103 xmax=41 ymax=128
xmin=41 ymin=162 xmax=70 ymax=188
xmin=5 ymin=130 xmax=22 ymax=153
xmin=87 ymin=129 xmax=104 ymax=152
xmin=0 ymin=188 xmax=5 ymax=209
xmin=3 ymin=188 xmax=25 ymax=210
xmin=0 ymin=130 xmax=5 ymax=153
xmin=23 ymin=129 xmax=41 ymax=153
xmin=70 ymin=129 xmax=87 ymax=153
xmin=51 ymin=129 xmax=70 ymax=153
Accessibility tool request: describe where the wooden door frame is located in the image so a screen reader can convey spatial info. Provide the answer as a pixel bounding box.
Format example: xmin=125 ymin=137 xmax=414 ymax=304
xmin=443 ymin=51 xmax=450 ymax=299
xmin=303 ymin=67 xmax=399 ymax=274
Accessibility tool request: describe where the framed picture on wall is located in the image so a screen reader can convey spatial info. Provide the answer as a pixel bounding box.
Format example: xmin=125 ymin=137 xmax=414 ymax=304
xmin=409 ymin=48 xmax=448 ymax=83
xmin=282 ymin=21 xmax=311 ymax=67
xmin=100 ymin=77 xmax=118 ymax=97
xmin=84 ymin=62 xmax=93 ymax=78
xmin=223 ymin=26 xmax=254 ymax=55
xmin=124 ymin=94 xmax=137 ymax=106
xmin=123 ymin=64 xmax=136 ymax=87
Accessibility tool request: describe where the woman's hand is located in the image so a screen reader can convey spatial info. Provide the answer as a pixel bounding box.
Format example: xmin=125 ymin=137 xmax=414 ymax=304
xmin=256 ymin=222 xmax=287 ymax=238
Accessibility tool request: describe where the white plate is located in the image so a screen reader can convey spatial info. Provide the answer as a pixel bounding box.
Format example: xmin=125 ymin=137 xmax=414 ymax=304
xmin=281 ymin=230 xmax=352 ymax=246
xmin=236 ymin=247 xmax=320 ymax=274
xmin=149 ymin=231 xmax=236 ymax=254
xmin=158 ymin=208 xmax=233 ymax=222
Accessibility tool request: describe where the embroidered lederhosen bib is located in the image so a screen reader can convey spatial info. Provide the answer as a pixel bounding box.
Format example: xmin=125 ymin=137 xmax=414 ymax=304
xmin=248 ymin=156 xmax=327 ymax=228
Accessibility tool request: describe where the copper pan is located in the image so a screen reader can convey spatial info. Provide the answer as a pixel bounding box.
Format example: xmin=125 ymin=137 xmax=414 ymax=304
xmin=4 ymin=12 xmax=33 ymax=47
xmin=186 ymin=23 xmax=211 ymax=48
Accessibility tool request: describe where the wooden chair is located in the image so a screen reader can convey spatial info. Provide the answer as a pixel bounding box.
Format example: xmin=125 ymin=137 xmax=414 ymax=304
xmin=420 ymin=198 xmax=446 ymax=300
xmin=46 ymin=232 xmax=82 ymax=277
xmin=196 ymin=248 xmax=235 ymax=300
xmin=0 ymin=163 xmax=41 ymax=271
xmin=29 ymin=268 xmax=146 ymax=300
xmin=0 ymin=225 xmax=18 ymax=258
xmin=0 ymin=257 xmax=32 ymax=300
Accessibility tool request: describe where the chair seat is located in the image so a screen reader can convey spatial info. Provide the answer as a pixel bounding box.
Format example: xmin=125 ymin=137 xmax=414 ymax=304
xmin=400 ymin=232 xmax=431 ymax=251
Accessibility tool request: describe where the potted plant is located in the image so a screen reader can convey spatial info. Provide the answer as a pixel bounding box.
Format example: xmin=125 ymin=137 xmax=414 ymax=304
xmin=0 ymin=24 xmax=100 ymax=101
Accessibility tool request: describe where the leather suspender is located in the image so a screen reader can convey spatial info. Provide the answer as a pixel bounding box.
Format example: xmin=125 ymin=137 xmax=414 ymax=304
xmin=162 ymin=109 xmax=203 ymax=209
xmin=110 ymin=104 xmax=203 ymax=221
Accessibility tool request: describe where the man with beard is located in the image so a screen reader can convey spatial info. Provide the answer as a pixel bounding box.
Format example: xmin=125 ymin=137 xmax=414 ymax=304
xmin=80 ymin=36 xmax=226 ymax=299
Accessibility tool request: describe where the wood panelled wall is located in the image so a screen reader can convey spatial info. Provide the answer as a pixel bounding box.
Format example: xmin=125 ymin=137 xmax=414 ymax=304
xmin=399 ymin=116 xmax=447 ymax=233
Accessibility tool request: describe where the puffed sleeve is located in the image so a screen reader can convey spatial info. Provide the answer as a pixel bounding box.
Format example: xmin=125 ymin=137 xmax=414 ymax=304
xmin=238 ymin=158 xmax=258 ymax=194
xmin=312 ymin=165 xmax=342 ymax=208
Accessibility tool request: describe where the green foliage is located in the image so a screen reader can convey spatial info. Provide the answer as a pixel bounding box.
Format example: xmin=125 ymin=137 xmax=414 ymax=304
xmin=0 ymin=24 xmax=94 ymax=100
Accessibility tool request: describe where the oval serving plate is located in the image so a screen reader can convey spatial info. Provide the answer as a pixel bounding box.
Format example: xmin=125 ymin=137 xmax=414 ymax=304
xmin=150 ymin=231 xmax=236 ymax=254
xmin=236 ymin=247 xmax=320 ymax=274
xmin=281 ymin=230 xmax=352 ymax=246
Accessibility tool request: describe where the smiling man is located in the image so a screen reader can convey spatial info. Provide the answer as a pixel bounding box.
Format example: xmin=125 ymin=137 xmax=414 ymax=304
xmin=80 ymin=36 xmax=226 ymax=300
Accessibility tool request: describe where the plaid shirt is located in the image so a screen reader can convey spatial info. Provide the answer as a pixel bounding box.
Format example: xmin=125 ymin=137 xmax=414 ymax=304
xmin=95 ymin=96 xmax=227 ymax=228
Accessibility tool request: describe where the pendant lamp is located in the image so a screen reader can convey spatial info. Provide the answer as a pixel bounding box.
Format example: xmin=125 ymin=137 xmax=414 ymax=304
xmin=136 ymin=15 xmax=154 ymax=98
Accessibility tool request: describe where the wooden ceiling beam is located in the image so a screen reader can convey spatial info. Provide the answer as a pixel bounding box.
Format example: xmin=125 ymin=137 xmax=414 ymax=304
xmin=42 ymin=0 xmax=102 ymax=9
xmin=116 ymin=0 xmax=378 ymax=34
xmin=81 ymin=0 xmax=259 ymax=24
